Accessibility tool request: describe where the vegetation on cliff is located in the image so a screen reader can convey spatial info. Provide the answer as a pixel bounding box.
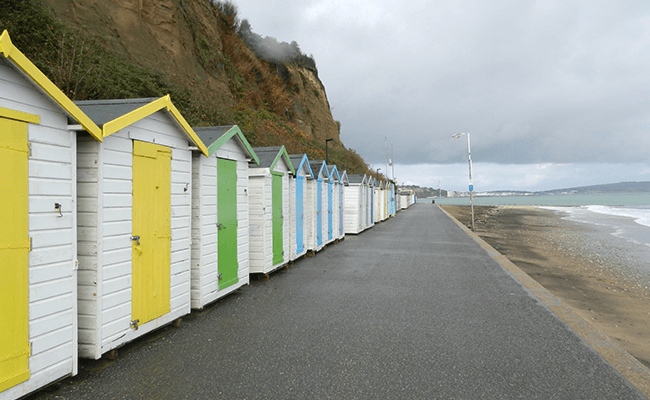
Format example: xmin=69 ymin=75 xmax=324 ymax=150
xmin=0 ymin=0 xmax=370 ymax=174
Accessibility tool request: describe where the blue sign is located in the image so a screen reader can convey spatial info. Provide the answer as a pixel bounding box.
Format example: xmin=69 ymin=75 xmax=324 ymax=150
xmin=469 ymin=185 xmax=474 ymax=191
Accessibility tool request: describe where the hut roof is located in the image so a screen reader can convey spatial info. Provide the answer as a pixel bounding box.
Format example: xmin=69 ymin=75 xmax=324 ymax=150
xmin=327 ymin=165 xmax=340 ymax=182
xmin=76 ymin=96 xmax=209 ymax=156
xmin=347 ymin=174 xmax=366 ymax=184
xmin=288 ymin=154 xmax=314 ymax=178
xmin=339 ymin=170 xmax=349 ymax=185
xmin=193 ymin=125 xmax=259 ymax=165
xmin=250 ymin=146 xmax=296 ymax=175
xmin=309 ymin=160 xmax=328 ymax=180
xmin=0 ymin=30 xmax=102 ymax=141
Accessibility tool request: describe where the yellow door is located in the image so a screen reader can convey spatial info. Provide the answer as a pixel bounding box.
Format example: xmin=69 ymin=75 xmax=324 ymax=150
xmin=0 ymin=117 xmax=31 ymax=392
xmin=132 ymin=141 xmax=171 ymax=327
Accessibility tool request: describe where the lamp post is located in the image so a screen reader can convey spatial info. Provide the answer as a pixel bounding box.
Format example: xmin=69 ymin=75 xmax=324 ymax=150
xmin=377 ymin=168 xmax=381 ymax=181
xmin=452 ymin=132 xmax=474 ymax=231
xmin=325 ymin=138 xmax=333 ymax=164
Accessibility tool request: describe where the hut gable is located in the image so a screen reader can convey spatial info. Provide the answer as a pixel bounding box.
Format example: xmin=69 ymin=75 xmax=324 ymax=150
xmin=0 ymin=30 xmax=101 ymax=140
xmin=289 ymin=154 xmax=314 ymax=179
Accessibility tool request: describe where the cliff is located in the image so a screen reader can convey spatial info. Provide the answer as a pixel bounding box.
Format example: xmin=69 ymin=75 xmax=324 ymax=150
xmin=1 ymin=0 xmax=368 ymax=173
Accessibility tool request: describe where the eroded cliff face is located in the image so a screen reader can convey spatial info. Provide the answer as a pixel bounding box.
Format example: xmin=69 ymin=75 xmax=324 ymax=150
xmin=42 ymin=0 xmax=342 ymax=147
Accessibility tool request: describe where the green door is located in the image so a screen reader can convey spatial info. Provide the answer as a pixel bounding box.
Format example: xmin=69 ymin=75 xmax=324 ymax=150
xmin=0 ymin=117 xmax=31 ymax=392
xmin=272 ymin=173 xmax=284 ymax=265
xmin=132 ymin=141 xmax=171 ymax=327
xmin=217 ymin=158 xmax=238 ymax=290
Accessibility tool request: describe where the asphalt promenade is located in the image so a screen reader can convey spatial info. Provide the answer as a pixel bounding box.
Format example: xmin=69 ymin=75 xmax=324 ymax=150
xmin=35 ymin=204 xmax=646 ymax=399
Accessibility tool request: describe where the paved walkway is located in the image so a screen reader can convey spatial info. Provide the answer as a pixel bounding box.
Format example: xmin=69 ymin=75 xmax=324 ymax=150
xmin=38 ymin=204 xmax=645 ymax=399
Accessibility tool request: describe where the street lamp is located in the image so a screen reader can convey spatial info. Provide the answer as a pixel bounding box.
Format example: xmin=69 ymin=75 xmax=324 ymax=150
xmin=376 ymin=168 xmax=381 ymax=181
xmin=452 ymin=132 xmax=474 ymax=231
xmin=325 ymin=138 xmax=333 ymax=164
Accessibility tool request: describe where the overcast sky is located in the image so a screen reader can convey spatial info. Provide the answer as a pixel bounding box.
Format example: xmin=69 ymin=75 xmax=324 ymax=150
xmin=234 ymin=0 xmax=650 ymax=192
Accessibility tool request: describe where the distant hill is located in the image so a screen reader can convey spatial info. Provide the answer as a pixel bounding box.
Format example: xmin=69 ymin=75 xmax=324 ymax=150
xmin=401 ymin=185 xmax=447 ymax=198
xmin=537 ymin=181 xmax=650 ymax=195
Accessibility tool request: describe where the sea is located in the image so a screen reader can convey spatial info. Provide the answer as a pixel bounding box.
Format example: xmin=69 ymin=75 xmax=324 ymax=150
xmin=429 ymin=192 xmax=650 ymax=278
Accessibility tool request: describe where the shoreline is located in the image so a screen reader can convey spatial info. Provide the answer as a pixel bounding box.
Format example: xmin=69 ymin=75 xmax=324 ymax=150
xmin=440 ymin=204 xmax=650 ymax=369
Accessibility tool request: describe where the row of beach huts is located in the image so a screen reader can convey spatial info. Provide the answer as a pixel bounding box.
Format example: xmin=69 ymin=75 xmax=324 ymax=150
xmin=0 ymin=30 xmax=415 ymax=399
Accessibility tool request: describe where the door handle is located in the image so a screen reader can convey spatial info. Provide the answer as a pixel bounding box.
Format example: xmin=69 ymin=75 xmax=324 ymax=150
xmin=217 ymin=223 xmax=223 ymax=230
xmin=131 ymin=236 xmax=140 ymax=246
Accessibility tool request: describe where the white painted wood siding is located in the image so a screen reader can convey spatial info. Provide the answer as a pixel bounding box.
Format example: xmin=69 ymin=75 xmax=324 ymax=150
xmin=344 ymin=185 xmax=362 ymax=234
xmin=248 ymin=170 xmax=271 ymax=273
xmin=0 ymin=60 xmax=78 ymax=400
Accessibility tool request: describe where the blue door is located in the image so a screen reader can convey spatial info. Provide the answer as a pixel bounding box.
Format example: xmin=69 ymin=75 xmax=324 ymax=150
xmin=316 ymin=179 xmax=322 ymax=246
xmin=327 ymin=180 xmax=333 ymax=241
xmin=296 ymin=176 xmax=304 ymax=254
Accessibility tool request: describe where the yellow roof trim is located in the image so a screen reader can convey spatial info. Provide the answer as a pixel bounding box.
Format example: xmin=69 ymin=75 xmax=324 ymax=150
xmin=164 ymin=97 xmax=209 ymax=157
xmin=0 ymin=106 xmax=40 ymax=124
xmin=0 ymin=30 xmax=103 ymax=141
xmin=102 ymin=95 xmax=208 ymax=157
xmin=101 ymin=96 xmax=168 ymax=137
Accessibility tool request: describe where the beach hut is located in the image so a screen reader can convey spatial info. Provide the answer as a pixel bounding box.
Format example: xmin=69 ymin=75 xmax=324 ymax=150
xmin=367 ymin=177 xmax=376 ymax=228
xmin=364 ymin=177 xmax=374 ymax=230
xmin=344 ymin=174 xmax=367 ymax=234
xmin=400 ymin=190 xmax=414 ymax=209
xmin=74 ymin=96 xmax=208 ymax=359
xmin=190 ymin=126 xmax=259 ymax=309
xmin=306 ymin=160 xmax=328 ymax=252
xmin=372 ymin=179 xmax=381 ymax=223
xmin=288 ymin=154 xmax=313 ymax=260
xmin=388 ymin=180 xmax=397 ymax=217
xmin=337 ymin=171 xmax=348 ymax=240
xmin=248 ymin=146 xmax=295 ymax=275
xmin=377 ymin=181 xmax=388 ymax=222
xmin=326 ymin=165 xmax=341 ymax=244
xmin=0 ymin=30 xmax=103 ymax=399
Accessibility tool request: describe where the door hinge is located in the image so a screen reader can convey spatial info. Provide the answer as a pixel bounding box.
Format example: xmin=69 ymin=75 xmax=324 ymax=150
xmin=218 ymin=273 xmax=222 ymax=281
xmin=130 ymin=235 xmax=140 ymax=245
xmin=216 ymin=223 xmax=223 ymax=230
xmin=130 ymin=319 xmax=140 ymax=330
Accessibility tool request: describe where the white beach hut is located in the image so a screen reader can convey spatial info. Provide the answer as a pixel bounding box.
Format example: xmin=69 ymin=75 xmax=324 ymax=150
xmin=372 ymin=179 xmax=381 ymax=224
xmin=344 ymin=174 xmax=367 ymax=234
xmin=306 ymin=160 xmax=328 ymax=252
xmin=364 ymin=176 xmax=374 ymax=230
xmin=248 ymin=146 xmax=295 ymax=276
xmin=377 ymin=181 xmax=388 ymax=222
xmin=190 ymin=126 xmax=259 ymax=309
xmin=74 ymin=96 xmax=208 ymax=359
xmin=400 ymin=189 xmax=414 ymax=209
xmin=337 ymin=170 xmax=348 ymax=240
xmin=288 ymin=154 xmax=314 ymax=261
xmin=326 ymin=165 xmax=341 ymax=244
xmin=0 ymin=31 xmax=103 ymax=400
xmin=388 ymin=180 xmax=397 ymax=217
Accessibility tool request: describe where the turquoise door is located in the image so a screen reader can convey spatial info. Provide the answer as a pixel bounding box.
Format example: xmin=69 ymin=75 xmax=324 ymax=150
xmin=327 ymin=180 xmax=333 ymax=240
xmin=316 ymin=179 xmax=322 ymax=246
xmin=272 ymin=173 xmax=284 ymax=265
xmin=217 ymin=158 xmax=238 ymax=290
xmin=296 ymin=176 xmax=304 ymax=254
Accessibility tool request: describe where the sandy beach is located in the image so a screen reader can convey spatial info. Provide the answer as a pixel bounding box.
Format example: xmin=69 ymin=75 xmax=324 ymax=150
xmin=440 ymin=204 xmax=650 ymax=369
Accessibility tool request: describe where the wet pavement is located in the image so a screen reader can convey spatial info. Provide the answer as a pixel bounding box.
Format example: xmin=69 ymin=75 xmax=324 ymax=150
xmin=33 ymin=204 xmax=645 ymax=399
